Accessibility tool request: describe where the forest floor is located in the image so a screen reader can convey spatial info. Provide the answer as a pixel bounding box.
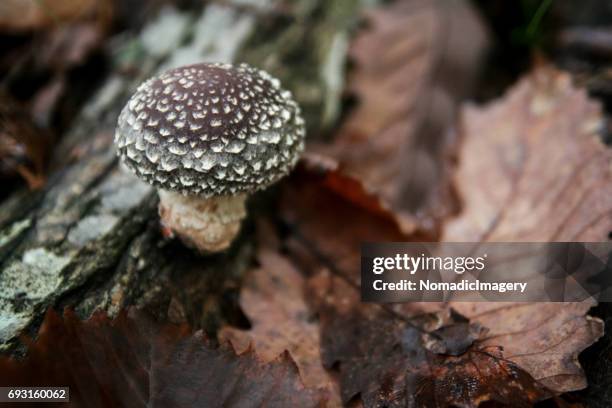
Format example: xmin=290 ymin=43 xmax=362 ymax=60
xmin=0 ymin=0 xmax=611 ymax=407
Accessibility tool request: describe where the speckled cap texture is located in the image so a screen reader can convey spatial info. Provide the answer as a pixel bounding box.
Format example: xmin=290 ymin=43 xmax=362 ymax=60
xmin=115 ymin=62 xmax=306 ymax=197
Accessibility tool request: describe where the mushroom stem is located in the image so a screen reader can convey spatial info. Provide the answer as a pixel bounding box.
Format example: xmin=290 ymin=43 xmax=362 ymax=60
xmin=158 ymin=190 xmax=247 ymax=253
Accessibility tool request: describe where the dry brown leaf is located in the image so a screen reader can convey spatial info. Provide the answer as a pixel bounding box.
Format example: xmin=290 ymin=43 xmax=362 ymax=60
xmin=452 ymin=301 xmax=603 ymax=393
xmin=307 ymin=270 xmax=547 ymax=407
xmin=298 ymin=154 xmax=431 ymax=236
xmin=0 ymin=309 xmax=326 ymax=407
xmin=220 ymin=249 xmax=341 ymax=406
xmin=313 ymin=0 xmax=487 ymax=231
xmin=444 ymin=67 xmax=612 ymax=242
xmin=281 ymin=165 xmax=429 ymax=276
xmin=442 ymin=66 xmax=611 ymax=393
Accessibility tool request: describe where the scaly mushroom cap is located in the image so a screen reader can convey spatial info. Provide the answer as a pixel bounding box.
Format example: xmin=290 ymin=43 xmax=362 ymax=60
xmin=115 ymin=62 xmax=305 ymax=197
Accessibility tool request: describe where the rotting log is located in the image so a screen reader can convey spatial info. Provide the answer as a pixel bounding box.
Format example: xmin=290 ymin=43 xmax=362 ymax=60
xmin=0 ymin=0 xmax=367 ymax=352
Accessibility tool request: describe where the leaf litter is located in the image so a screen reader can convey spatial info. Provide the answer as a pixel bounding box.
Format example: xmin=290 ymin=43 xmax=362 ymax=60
xmin=220 ymin=5 xmax=608 ymax=407
xmin=266 ymin=65 xmax=607 ymax=405
xmin=2 ymin=0 xmax=611 ymax=407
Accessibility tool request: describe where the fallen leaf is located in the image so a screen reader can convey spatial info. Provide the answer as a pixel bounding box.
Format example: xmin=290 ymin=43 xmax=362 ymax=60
xmin=298 ymin=153 xmax=431 ymax=237
xmin=445 ymin=67 xmax=612 ymax=242
xmin=0 ymin=309 xmax=326 ymax=407
xmin=307 ymin=270 xmax=547 ymax=407
xmin=220 ymin=249 xmax=341 ymax=406
xmin=312 ymin=0 xmax=488 ymax=230
xmin=442 ymin=65 xmax=610 ymax=392
xmin=281 ymin=165 xmax=430 ymax=277
xmin=452 ymin=300 xmax=603 ymax=393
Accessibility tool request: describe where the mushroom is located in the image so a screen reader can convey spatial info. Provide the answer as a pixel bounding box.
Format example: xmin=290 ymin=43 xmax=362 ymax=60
xmin=114 ymin=62 xmax=305 ymax=252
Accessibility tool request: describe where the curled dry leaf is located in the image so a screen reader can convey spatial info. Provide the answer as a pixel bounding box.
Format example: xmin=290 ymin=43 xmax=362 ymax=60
xmin=0 ymin=309 xmax=326 ymax=407
xmin=279 ymin=67 xmax=608 ymax=406
xmin=219 ymin=249 xmax=341 ymax=406
xmin=311 ymin=0 xmax=487 ymax=232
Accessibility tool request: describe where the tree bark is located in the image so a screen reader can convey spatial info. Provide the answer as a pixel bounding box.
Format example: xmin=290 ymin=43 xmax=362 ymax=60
xmin=0 ymin=0 xmax=364 ymax=352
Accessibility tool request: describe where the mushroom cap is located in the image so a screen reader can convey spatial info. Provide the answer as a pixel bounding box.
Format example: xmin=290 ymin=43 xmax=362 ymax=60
xmin=115 ymin=62 xmax=305 ymax=197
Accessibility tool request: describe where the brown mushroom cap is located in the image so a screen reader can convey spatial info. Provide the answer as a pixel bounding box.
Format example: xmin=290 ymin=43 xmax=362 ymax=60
xmin=115 ymin=62 xmax=305 ymax=197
